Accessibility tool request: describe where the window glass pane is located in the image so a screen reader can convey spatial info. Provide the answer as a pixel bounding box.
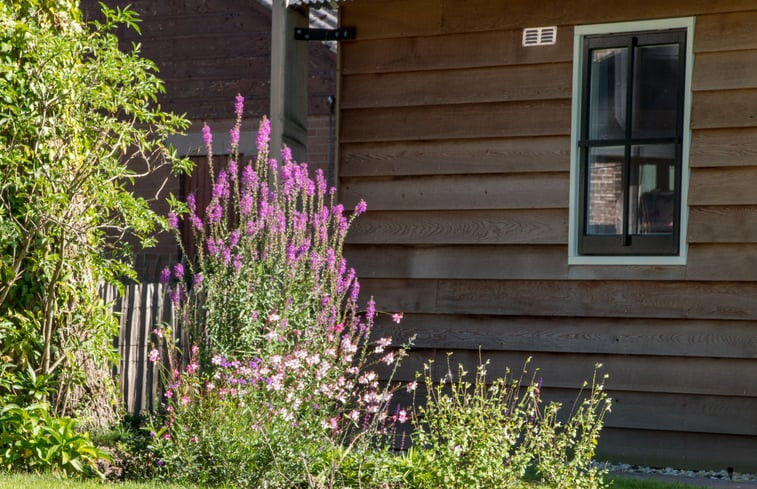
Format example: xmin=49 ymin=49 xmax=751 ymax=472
xmin=586 ymin=146 xmax=624 ymax=235
xmin=629 ymin=144 xmax=675 ymax=234
xmin=632 ymin=44 xmax=680 ymax=139
xmin=589 ymin=47 xmax=627 ymax=140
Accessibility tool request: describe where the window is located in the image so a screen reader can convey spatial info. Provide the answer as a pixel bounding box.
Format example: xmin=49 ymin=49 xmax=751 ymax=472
xmin=569 ymin=18 xmax=693 ymax=264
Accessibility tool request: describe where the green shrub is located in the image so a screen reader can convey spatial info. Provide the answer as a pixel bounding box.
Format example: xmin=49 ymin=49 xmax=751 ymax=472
xmin=393 ymin=358 xmax=611 ymax=489
xmin=0 ymin=402 xmax=111 ymax=478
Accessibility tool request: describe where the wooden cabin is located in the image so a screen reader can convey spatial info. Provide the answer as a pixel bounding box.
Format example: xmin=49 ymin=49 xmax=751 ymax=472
xmin=279 ymin=0 xmax=757 ymax=472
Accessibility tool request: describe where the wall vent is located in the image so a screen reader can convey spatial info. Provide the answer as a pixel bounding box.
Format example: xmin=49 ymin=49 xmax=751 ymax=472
xmin=522 ymin=26 xmax=557 ymax=46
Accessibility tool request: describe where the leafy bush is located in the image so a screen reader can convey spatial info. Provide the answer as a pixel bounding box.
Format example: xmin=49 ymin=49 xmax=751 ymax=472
xmin=0 ymin=0 xmax=190 ymax=428
xmin=0 ymin=402 xmax=111 ymax=478
xmin=147 ymin=98 xmax=409 ymax=488
xmin=395 ymin=358 xmax=611 ymax=489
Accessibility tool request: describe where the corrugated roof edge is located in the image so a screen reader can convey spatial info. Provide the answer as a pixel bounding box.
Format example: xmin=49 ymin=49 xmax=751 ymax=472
xmin=287 ymin=0 xmax=344 ymax=6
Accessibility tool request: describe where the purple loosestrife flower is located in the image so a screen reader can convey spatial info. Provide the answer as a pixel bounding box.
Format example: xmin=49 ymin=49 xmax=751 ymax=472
xmin=229 ymin=127 xmax=240 ymax=148
xmin=241 ymin=164 xmax=256 ymax=189
xmin=234 ymin=94 xmax=245 ymax=118
xmin=332 ymin=203 xmax=344 ymax=217
xmin=207 ymin=202 xmax=222 ymax=223
xmin=350 ymin=279 xmax=360 ymax=303
xmin=173 ymin=263 xmax=185 ymax=280
xmin=229 ymin=230 xmax=241 ymax=248
xmin=212 ymin=171 xmax=229 ymax=200
xmin=354 ymin=199 xmax=367 ymax=216
xmin=192 ymin=215 xmax=203 ymax=231
xmin=316 ymin=169 xmax=327 ymax=196
xmin=186 ymin=193 xmax=196 ymax=213
xmin=232 ymin=254 xmax=242 ymax=272
xmin=167 ymin=211 xmax=179 ymax=229
xmin=240 ymin=192 xmax=253 ymax=216
xmin=193 ymin=273 xmax=204 ymax=287
xmin=257 ymin=116 xmax=270 ymax=154
xmin=202 ymin=123 xmax=213 ymax=149
xmin=207 ymin=238 xmax=219 ymax=255
xmin=228 ymin=159 xmax=238 ymax=181
xmin=281 ymin=146 xmax=293 ymax=165
xmin=222 ymin=247 xmax=232 ymax=265
xmin=160 ymin=266 xmax=171 ymax=285
xmin=366 ymin=299 xmax=376 ymax=325
xmin=269 ymin=158 xmax=277 ymax=173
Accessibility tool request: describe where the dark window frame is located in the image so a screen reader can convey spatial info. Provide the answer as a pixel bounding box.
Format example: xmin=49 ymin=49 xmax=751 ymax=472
xmin=577 ymin=28 xmax=687 ymax=256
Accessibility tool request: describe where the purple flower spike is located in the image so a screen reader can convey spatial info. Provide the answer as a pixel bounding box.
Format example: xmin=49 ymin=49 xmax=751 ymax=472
xmin=228 ymin=160 xmax=238 ymax=181
xmin=234 ymin=94 xmax=245 ymax=118
xmin=229 ymin=127 xmax=240 ymax=148
xmin=167 ymin=211 xmax=179 ymax=229
xmin=202 ymin=123 xmax=213 ymax=147
xmin=186 ymin=193 xmax=196 ymax=213
xmin=257 ymin=117 xmax=270 ymax=154
xmin=160 ymin=266 xmax=171 ymax=285
xmin=193 ymin=273 xmax=204 ymax=287
xmin=240 ymin=192 xmax=253 ymax=216
xmin=173 ymin=263 xmax=185 ymax=280
xmin=354 ymin=200 xmax=367 ymax=216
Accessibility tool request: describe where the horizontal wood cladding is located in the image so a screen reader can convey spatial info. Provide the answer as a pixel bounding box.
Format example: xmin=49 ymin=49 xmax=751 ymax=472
xmin=692 ymin=50 xmax=757 ymax=92
xmin=695 ymin=10 xmax=757 ymax=53
xmin=346 ymin=210 xmax=568 ymax=244
xmin=348 ymin=243 xmax=757 ymax=281
xmin=341 ymin=0 xmax=757 ymax=40
xmin=359 ymin=278 xmax=757 ymax=320
xmin=341 ymin=64 xmax=572 ymax=109
xmin=691 ymin=89 xmax=757 ymax=130
xmin=690 ymin=128 xmax=757 ymax=167
xmin=340 ymin=173 xmax=569 ymax=210
xmin=689 ymin=167 xmax=757 ymax=205
xmin=441 ymin=0 xmax=757 ymax=37
xmin=341 ymin=100 xmax=571 ymax=143
xmin=340 ymin=137 xmax=570 ymax=177
xmin=370 ymin=314 xmax=757 ymax=358
xmin=341 ymin=28 xmax=573 ymax=75
xmin=689 ymin=206 xmax=757 ymax=242
xmin=598 ymin=428 xmax=757 ymax=471
xmin=391 ymin=350 xmax=757 ymax=397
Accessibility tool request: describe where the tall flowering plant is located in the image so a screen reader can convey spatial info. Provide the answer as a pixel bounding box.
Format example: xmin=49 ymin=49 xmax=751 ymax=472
xmin=149 ymin=96 xmax=410 ymax=488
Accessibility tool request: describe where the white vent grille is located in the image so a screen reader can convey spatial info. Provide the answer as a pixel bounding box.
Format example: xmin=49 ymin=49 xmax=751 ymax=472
xmin=522 ymin=26 xmax=557 ymax=46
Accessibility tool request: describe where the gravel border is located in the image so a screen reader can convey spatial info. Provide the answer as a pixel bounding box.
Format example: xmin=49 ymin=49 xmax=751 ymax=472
xmin=595 ymin=461 xmax=757 ymax=485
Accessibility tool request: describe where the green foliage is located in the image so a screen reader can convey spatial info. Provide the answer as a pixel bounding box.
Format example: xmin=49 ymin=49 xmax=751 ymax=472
xmin=0 ymin=0 xmax=190 ymax=431
xmin=393 ymin=358 xmax=612 ymax=489
xmin=0 ymin=402 xmax=111 ymax=478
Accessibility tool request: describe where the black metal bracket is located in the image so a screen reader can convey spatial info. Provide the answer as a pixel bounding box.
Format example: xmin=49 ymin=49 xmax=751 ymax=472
xmin=294 ymin=27 xmax=355 ymax=41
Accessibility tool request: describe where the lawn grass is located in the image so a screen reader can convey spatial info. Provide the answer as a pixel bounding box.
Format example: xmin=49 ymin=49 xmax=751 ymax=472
xmin=0 ymin=472 xmax=707 ymax=488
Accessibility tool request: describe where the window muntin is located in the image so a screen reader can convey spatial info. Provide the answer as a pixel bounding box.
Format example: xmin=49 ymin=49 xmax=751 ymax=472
xmin=577 ymin=29 xmax=686 ymax=256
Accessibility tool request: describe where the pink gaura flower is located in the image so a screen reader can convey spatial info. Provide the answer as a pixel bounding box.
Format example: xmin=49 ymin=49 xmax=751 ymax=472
xmin=148 ymin=349 xmax=160 ymax=363
xmin=406 ymin=381 xmax=418 ymax=393
xmin=381 ymin=352 xmax=395 ymax=365
xmin=392 ymin=312 xmax=404 ymax=324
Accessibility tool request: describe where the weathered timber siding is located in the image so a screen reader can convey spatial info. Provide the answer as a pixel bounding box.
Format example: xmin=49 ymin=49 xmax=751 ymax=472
xmin=338 ymin=0 xmax=757 ymax=470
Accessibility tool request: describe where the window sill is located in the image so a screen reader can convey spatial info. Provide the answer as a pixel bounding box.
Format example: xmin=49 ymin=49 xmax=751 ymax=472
xmin=568 ymin=255 xmax=686 ymax=266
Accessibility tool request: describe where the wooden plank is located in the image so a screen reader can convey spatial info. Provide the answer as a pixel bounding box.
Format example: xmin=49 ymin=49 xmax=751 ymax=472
xmin=370 ymin=314 xmax=757 ymax=358
xmin=389 ymin=349 xmax=757 ymax=398
xmin=598 ymin=428 xmax=757 ymax=471
xmin=340 ymin=137 xmax=571 ymax=177
xmin=696 ymin=10 xmax=757 ymax=53
xmin=358 ymin=278 xmax=439 ymax=314
xmin=686 ymin=244 xmax=757 ymax=280
xmin=341 ymin=28 xmax=573 ymax=74
xmin=340 ymin=173 xmax=570 ymax=210
xmin=691 ymin=89 xmax=757 ymax=130
xmin=441 ymin=0 xmax=757 ymax=36
xmin=689 ymin=167 xmax=757 ymax=206
xmin=358 ymin=278 xmax=757 ymax=320
xmin=341 ymin=100 xmax=571 ymax=143
xmin=603 ymin=390 xmax=757 ymax=436
xmin=340 ymin=0 xmax=443 ymax=41
xmin=346 ymin=209 xmax=568 ymax=244
xmin=345 ymin=244 xmax=568 ymax=279
xmin=341 ymin=63 xmax=572 ymax=109
xmin=693 ymin=50 xmax=757 ymax=92
xmin=690 ymin=128 xmax=757 ymax=168
xmin=688 ymin=206 xmax=757 ymax=243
